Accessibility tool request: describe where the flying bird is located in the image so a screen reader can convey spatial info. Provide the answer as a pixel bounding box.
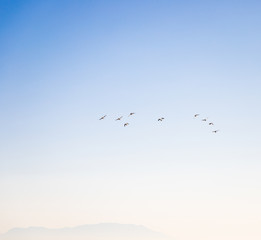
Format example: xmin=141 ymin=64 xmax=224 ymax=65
xmin=202 ymin=118 xmax=208 ymax=121
xmin=128 ymin=112 xmax=135 ymax=116
xmin=209 ymin=122 xmax=214 ymax=125
xmin=124 ymin=123 xmax=129 ymax=127
xmin=99 ymin=115 xmax=107 ymax=120
xmin=194 ymin=114 xmax=200 ymax=118
xmin=158 ymin=117 xmax=165 ymax=121
xmin=212 ymin=130 xmax=219 ymax=133
xmin=115 ymin=116 xmax=123 ymax=121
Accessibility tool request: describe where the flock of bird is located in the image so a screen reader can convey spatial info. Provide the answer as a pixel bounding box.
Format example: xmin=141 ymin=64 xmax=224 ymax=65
xmin=99 ymin=112 xmax=160 ymax=127
xmin=194 ymin=114 xmax=220 ymax=133
xmin=99 ymin=113 xmax=220 ymax=133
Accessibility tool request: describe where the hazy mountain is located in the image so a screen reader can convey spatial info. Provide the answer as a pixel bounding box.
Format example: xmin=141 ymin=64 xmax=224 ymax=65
xmin=0 ymin=223 xmax=174 ymax=240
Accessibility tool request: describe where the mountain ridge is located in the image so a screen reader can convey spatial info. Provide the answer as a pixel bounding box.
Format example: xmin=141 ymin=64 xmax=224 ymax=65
xmin=0 ymin=223 xmax=174 ymax=240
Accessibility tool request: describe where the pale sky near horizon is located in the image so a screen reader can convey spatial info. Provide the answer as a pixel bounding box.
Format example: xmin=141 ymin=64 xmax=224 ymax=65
xmin=1 ymin=1 xmax=261 ymax=240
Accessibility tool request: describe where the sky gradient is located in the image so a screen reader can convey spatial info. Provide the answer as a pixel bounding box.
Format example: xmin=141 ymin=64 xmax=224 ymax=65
xmin=1 ymin=1 xmax=261 ymax=240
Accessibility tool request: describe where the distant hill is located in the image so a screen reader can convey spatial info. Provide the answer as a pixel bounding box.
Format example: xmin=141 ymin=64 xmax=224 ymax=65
xmin=0 ymin=223 xmax=174 ymax=240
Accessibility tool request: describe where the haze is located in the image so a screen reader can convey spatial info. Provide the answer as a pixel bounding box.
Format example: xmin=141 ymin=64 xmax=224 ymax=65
xmin=1 ymin=1 xmax=261 ymax=240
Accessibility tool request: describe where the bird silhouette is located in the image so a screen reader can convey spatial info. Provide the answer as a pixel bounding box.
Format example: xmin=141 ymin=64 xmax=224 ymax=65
xmin=128 ymin=112 xmax=135 ymax=116
xmin=99 ymin=115 xmax=107 ymax=120
xmin=115 ymin=116 xmax=123 ymax=121
xmin=209 ymin=122 xmax=214 ymax=125
xmin=202 ymin=118 xmax=208 ymax=121
xmin=124 ymin=123 xmax=129 ymax=127
xmin=158 ymin=117 xmax=165 ymax=121
xmin=194 ymin=114 xmax=200 ymax=118
xmin=212 ymin=130 xmax=219 ymax=133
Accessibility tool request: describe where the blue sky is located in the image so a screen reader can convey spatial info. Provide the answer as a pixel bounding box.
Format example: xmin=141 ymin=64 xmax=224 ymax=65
xmin=1 ymin=1 xmax=261 ymax=239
